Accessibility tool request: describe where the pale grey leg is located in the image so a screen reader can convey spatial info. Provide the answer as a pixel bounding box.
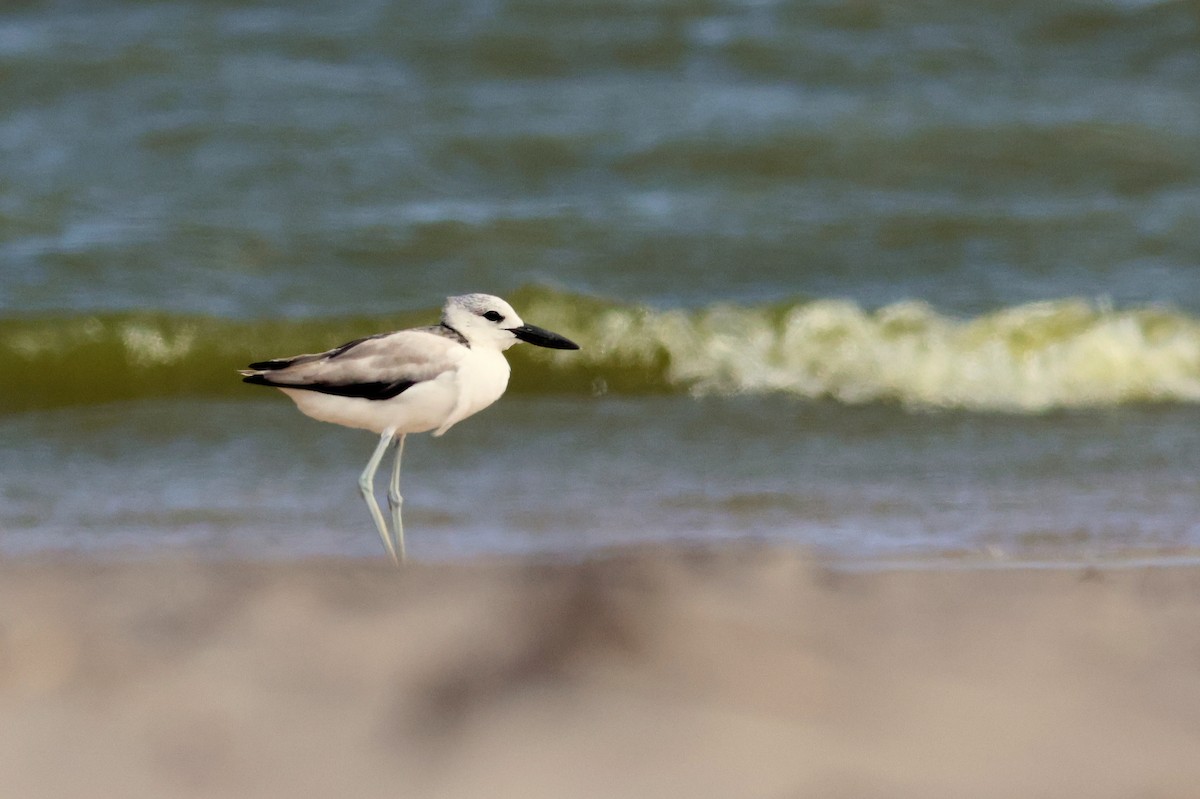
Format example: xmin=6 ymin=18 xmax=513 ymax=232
xmin=359 ymin=428 xmax=399 ymax=564
xmin=388 ymin=433 xmax=407 ymax=563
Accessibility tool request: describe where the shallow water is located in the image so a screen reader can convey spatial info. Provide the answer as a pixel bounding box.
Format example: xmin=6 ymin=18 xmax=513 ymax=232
xmin=3 ymin=0 xmax=1200 ymax=561
xmin=6 ymin=396 xmax=1200 ymax=562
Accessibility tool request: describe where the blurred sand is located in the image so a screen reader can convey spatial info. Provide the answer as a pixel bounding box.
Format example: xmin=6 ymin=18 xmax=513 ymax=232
xmin=1 ymin=547 xmax=1198 ymax=799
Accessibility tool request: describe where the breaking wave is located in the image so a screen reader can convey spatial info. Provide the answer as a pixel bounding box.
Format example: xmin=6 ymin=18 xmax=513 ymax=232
xmin=5 ymin=286 xmax=1200 ymax=413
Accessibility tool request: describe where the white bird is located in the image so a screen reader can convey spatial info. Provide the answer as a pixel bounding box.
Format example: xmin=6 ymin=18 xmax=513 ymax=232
xmin=240 ymin=293 xmax=580 ymax=563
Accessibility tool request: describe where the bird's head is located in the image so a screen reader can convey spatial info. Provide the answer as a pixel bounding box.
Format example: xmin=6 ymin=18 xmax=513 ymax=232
xmin=442 ymin=294 xmax=580 ymax=352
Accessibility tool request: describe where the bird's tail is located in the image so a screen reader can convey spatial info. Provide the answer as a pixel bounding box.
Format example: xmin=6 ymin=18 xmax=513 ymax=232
xmin=243 ymin=357 xmax=297 ymax=371
xmin=240 ymin=372 xmax=281 ymax=387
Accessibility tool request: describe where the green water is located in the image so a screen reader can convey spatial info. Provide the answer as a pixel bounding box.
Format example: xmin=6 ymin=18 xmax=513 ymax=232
xmin=7 ymin=289 xmax=1200 ymax=413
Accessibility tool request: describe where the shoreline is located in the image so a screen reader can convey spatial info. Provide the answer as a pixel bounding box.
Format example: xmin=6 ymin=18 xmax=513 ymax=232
xmin=12 ymin=539 xmax=1200 ymax=573
xmin=3 ymin=544 xmax=1199 ymax=798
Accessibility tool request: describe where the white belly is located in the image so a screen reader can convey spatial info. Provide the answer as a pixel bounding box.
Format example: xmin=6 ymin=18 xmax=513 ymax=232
xmin=279 ymin=349 xmax=511 ymax=437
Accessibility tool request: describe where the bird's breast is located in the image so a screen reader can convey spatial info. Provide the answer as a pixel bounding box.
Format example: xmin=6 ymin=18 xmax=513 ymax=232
xmin=459 ymin=349 xmax=512 ymax=415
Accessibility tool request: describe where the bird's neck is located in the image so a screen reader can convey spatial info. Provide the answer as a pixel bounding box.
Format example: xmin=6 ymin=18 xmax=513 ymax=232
xmin=439 ymin=323 xmax=470 ymax=348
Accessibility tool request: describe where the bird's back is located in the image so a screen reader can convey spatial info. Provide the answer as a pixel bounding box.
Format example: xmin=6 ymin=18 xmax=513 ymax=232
xmin=242 ymin=325 xmax=510 ymax=436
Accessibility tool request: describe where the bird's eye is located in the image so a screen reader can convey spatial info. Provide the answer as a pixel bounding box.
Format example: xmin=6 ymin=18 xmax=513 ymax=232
xmin=483 ymin=310 xmax=504 ymax=322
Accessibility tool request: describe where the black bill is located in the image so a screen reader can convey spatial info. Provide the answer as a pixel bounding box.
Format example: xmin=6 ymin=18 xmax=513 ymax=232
xmin=510 ymin=324 xmax=580 ymax=350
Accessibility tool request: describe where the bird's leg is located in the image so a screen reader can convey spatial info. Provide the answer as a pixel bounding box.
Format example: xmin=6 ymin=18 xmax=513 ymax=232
xmin=359 ymin=428 xmax=399 ymax=564
xmin=388 ymin=433 xmax=407 ymax=563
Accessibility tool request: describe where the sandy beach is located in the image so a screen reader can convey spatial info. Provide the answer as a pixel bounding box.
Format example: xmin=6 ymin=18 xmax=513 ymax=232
xmin=1 ymin=546 xmax=1198 ymax=799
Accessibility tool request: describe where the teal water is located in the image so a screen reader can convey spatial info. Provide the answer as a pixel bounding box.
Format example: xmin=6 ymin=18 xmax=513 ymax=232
xmin=3 ymin=0 xmax=1200 ymax=561
xmin=6 ymin=397 xmax=1200 ymax=561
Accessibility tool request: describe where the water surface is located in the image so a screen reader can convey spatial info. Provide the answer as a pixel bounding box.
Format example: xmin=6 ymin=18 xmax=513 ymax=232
xmin=3 ymin=0 xmax=1200 ymax=562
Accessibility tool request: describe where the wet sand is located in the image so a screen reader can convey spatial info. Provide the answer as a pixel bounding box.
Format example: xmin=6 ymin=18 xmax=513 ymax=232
xmin=2 ymin=546 xmax=1198 ymax=798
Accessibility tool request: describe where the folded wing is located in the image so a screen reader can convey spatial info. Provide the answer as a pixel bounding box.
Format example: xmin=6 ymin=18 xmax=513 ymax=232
xmin=240 ymin=328 xmax=463 ymax=401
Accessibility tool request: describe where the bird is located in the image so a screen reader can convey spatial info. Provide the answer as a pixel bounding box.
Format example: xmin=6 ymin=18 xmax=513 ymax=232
xmin=240 ymin=293 xmax=580 ymax=563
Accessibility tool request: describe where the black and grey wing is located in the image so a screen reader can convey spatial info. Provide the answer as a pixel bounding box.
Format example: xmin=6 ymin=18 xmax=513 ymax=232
xmin=240 ymin=328 xmax=462 ymax=401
